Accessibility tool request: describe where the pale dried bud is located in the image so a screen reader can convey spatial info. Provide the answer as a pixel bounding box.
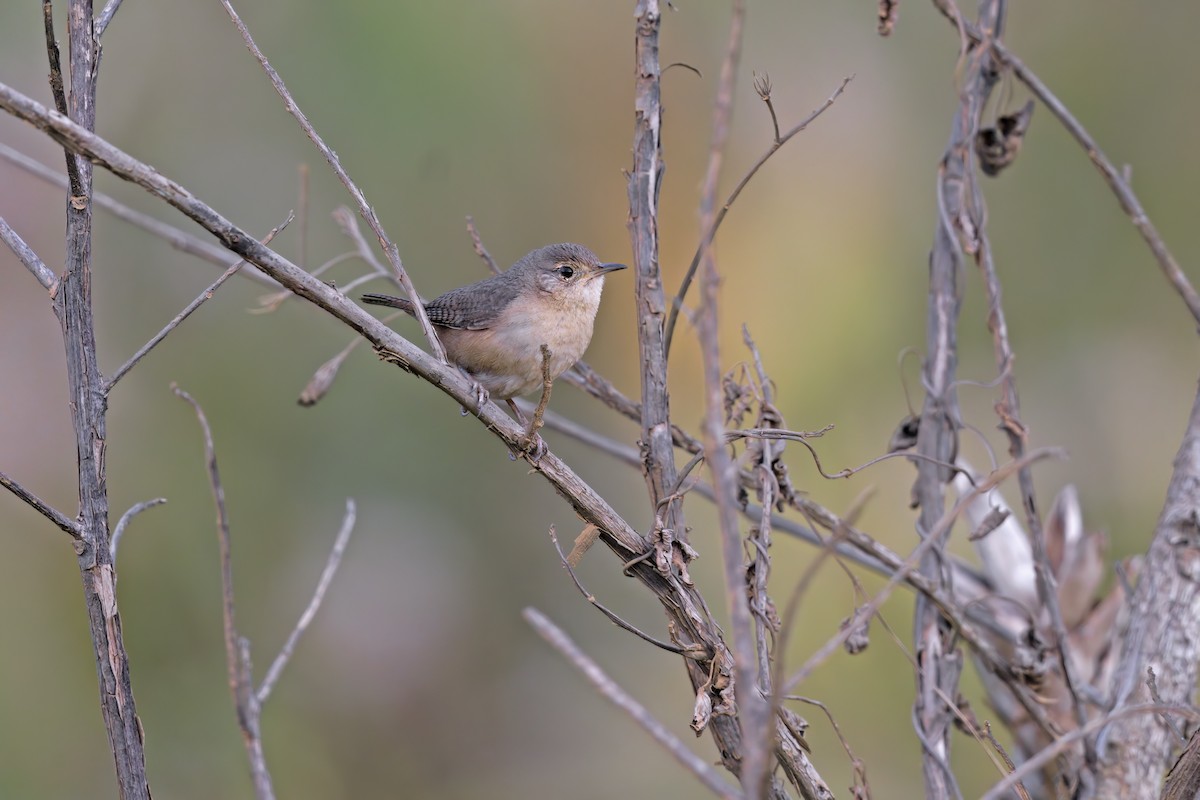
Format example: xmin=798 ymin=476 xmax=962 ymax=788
xmin=298 ymin=345 xmax=354 ymax=406
xmin=690 ymin=689 xmax=712 ymax=735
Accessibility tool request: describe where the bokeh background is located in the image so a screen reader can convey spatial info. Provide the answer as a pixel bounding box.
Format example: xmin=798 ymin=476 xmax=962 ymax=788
xmin=2 ymin=2 xmax=1198 ymax=797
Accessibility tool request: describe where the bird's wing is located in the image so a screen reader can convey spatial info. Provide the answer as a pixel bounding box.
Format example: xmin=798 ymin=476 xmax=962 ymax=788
xmin=424 ymin=274 xmax=522 ymax=330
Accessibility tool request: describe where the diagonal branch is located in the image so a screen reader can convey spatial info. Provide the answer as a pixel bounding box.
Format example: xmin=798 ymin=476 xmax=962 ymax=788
xmin=0 ymin=215 xmax=58 ymax=290
xmin=523 ymin=607 xmax=744 ymax=800
xmin=106 ymin=213 xmax=292 ymax=392
xmin=218 ymin=0 xmax=447 ymax=362
xmin=258 ymin=498 xmax=356 ymax=706
xmin=0 ymin=469 xmax=80 ymax=538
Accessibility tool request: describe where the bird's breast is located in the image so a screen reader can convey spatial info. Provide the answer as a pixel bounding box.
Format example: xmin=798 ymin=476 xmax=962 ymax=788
xmin=437 ymin=285 xmax=603 ymax=399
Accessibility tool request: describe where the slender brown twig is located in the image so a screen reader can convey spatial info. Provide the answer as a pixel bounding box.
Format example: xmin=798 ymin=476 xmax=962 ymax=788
xmin=465 ymin=215 xmax=501 ymax=276
xmin=107 ymin=214 xmax=293 ymax=392
xmin=41 ymin=0 xmax=81 ymax=196
xmin=173 ymin=384 xmax=274 ymax=800
xmin=663 ymin=75 xmax=852 ymax=356
xmin=218 ymin=0 xmax=447 ymax=362
xmin=692 ymin=4 xmax=773 ymax=797
xmin=547 ymin=525 xmax=692 ymax=656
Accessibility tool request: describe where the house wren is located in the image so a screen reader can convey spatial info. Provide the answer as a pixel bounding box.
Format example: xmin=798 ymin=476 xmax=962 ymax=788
xmin=361 ymin=243 xmax=625 ymax=404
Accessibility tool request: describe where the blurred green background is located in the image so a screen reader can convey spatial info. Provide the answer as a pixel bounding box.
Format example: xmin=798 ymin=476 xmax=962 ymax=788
xmin=2 ymin=1 xmax=1198 ymax=797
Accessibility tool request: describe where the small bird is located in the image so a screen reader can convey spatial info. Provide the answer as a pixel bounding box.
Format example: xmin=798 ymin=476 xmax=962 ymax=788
xmin=362 ymin=242 xmax=625 ymax=429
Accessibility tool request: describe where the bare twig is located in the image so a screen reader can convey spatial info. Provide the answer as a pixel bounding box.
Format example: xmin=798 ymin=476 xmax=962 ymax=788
xmin=663 ymin=75 xmax=852 ymax=356
xmin=548 ymin=526 xmax=692 ymax=657
xmin=523 ymin=607 xmax=743 ymax=800
xmin=173 ymin=384 xmax=275 ymax=800
xmin=258 ymin=498 xmax=357 ymax=706
xmin=41 ymin=0 xmax=82 ymax=197
xmin=0 ymin=215 xmax=57 ymax=290
xmin=0 ymin=469 xmax=80 ymax=538
xmin=465 ymin=215 xmax=501 ymax=276
xmin=692 ymin=4 xmax=772 ymax=798
xmin=218 ymin=0 xmax=447 ymax=362
xmin=95 ymin=0 xmax=124 ymax=36
xmin=980 ymin=721 xmax=1030 ymax=800
xmin=110 ymin=498 xmax=167 ymax=559
xmin=785 ymin=695 xmax=872 ymax=798
xmin=525 ymin=344 xmax=554 ymax=444
xmin=107 ymin=214 xmax=293 ymax=392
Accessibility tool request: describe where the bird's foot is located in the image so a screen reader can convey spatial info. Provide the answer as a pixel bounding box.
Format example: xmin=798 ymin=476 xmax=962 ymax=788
xmin=518 ymin=432 xmax=548 ymax=465
xmin=458 ymin=371 xmax=489 ymax=416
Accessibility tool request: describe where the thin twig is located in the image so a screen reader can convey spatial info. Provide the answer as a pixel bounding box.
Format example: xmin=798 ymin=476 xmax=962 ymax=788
xmin=1146 ymin=666 xmax=1187 ymax=745
xmin=981 ymin=722 xmax=1031 ymax=800
xmin=258 ymin=498 xmax=356 ymax=706
xmin=41 ymin=0 xmax=82 ymax=196
xmin=693 ymin=3 xmax=770 ymax=797
xmin=663 ymin=75 xmax=852 ymax=356
xmin=110 ymin=498 xmax=167 ymax=559
xmin=0 ymin=469 xmax=80 ymax=538
xmin=174 ymin=383 xmax=276 ymax=800
xmin=218 ymin=0 xmax=447 ymax=361
xmin=785 ymin=695 xmax=872 ymax=799
xmin=465 ymin=215 xmax=501 ymax=276
xmin=523 ymin=607 xmax=743 ymax=800
xmin=0 ymin=215 xmax=57 ymax=290
xmin=95 ymin=0 xmax=124 ymax=36
xmin=107 ymin=214 xmax=293 ymax=392
xmin=525 ymin=345 xmax=554 ymax=443
xmin=547 ymin=525 xmax=692 ymax=657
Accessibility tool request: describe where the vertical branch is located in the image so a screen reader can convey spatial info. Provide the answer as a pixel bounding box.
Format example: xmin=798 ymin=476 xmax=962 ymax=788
xmin=691 ymin=4 xmax=771 ymax=800
xmin=911 ymin=2 xmax=1006 ymax=797
xmin=54 ymin=0 xmax=150 ymax=796
xmin=174 ymin=386 xmax=275 ymax=800
xmin=628 ymin=0 xmax=684 ymax=543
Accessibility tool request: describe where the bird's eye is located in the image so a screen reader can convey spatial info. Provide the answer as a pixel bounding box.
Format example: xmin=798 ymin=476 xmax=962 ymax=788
xmin=556 ymin=264 xmax=575 ymax=279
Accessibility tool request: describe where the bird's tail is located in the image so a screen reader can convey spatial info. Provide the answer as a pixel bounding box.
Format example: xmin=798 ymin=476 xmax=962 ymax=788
xmin=361 ymin=293 xmax=416 ymax=314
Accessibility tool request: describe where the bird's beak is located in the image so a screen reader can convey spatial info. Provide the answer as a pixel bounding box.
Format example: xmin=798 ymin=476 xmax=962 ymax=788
xmin=595 ymin=262 xmax=627 ymax=275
